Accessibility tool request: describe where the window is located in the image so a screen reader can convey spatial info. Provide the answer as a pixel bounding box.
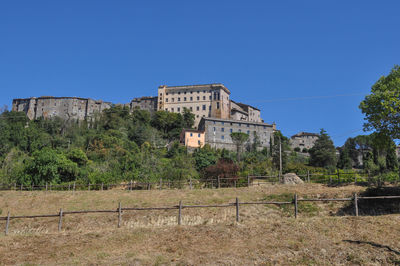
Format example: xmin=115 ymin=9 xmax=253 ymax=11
xmin=178 ymin=98 xmax=181 ymax=101
xmin=247 ymin=124 xmax=250 ymax=127
xmin=221 ymin=135 xmax=224 ymax=140
xmin=190 ymin=97 xmax=193 ymax=101
xmin=197 ymin=96 xmax=200 ymax=100
xmin=198 ymin=133 xmax=201 ymax=137
xmin=177 ymin=107 xmax=180 ymax=112
xmin=209 ymin=96 xmax=212 ymax=100
xmin=202 ymin=105 xmax=206 ymax=110
xmin=171 ymin=108 xmax=174 ymax=112
xmin=190 ymin=107 xmax=193 ymax=111
xmin=160 ymin=93 xmax=163 ymax=96
xmin=166 ymin=108 xmax=168 ymax=111
xmin=184 ymin=97 xmax=187 ymax=101
xmin=178 ymin=92 xmax=181 ymax=95
xmin=247 ymin=130 xmax=250 ymax=134
xmin=238 ymin=123 xmax=241 ymax=127
xmin=190 ymin=133 xmax=193 ymax=137
xmin=209 ymin=105 xmax=211 ymax=111
xmin=166 ymin=98 xmax=168 ymax=102
xmin=184 ymin=92 xmax=187 ymax=95
xmin=221 ymin=128 xmax=224 ymax=132
xmin=230 ymin=129 xmax=233 ymax=133
xmin=213 ymin=121 xmax=216 ymax=124
xmin=203 ymin=96 xmax=206 ymax=100
xmin=196 ymin=106 xmax=200 ymax=111
xmin=221 ymin=122 xmax=224 ymax=125
xmin=172 ymin=98 xmax=175 ymax=102
xmin=239 ymin=129 xmax=241 ymax=132
xmin=166 ymin=93 xmax=169 ymax=95
xmin=213 ymin=127 xmax=216 ymax=131
xmin=198 ymin=140 xmax=201 ymax=145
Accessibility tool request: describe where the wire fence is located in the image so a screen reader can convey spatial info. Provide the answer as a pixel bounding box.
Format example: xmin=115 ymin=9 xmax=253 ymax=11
xmin=2 ymin=193 xmax=400 ymax=235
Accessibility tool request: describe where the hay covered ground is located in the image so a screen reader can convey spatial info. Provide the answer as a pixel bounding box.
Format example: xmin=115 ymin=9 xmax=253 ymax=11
xmin=0 ymin=184 xmax=399 ymax=265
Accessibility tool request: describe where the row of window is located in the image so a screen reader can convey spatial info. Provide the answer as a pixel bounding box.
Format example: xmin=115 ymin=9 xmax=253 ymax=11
xmin=189 ymin=133 xmax=202 ymax=138
xmin=211 ymin=120 xmax=267 ymax=129
xmin=166 ymin=104 xmax=210 ymax=113
xmin=165 ymin=95 xmax=210 ymax=102
xmin=213 ymin=127 xmax=252 ymax=134
xmin=161 ymin=90 xmax=213 ymax=96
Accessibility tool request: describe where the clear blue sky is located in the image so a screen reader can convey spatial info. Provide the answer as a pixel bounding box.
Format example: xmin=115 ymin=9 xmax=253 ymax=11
xmin=1 ymin=0 xmax=399 ymax=146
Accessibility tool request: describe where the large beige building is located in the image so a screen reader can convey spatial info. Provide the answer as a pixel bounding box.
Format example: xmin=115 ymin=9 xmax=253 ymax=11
xmin=157 ymin=84 xmax=231 ymax=127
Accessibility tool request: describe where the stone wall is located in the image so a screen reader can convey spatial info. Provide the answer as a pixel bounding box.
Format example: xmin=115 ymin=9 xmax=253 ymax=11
xmin=12 ymin=97 xmax=112 ymax=121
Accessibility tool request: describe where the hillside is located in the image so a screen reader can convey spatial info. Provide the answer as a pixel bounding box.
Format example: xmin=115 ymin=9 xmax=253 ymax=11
xmin=1 ymin=184 xmax=399 ymax=265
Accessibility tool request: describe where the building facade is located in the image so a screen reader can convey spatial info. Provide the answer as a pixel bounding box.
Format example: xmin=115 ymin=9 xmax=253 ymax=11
xmin=157 ymin=84 xmax=231 ymax=127
xmin=130 ymin=96 xmax=158 ymax=112
xmin=230 ymin=100 xmax=262 ymax=123
xmin=198 ymin=117 xmax=276 ymax=151
xmin=12 ymin=97 xmax=112 ymax=121
xmin=290 ymin=132 xmax=319 ymax=150
xmin=180 ymin=129 xmax=205 ymax=149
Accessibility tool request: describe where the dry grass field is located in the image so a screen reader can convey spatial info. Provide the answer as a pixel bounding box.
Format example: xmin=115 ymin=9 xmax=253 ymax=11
xmin=0 ymin=184 xmax=399 ymax=265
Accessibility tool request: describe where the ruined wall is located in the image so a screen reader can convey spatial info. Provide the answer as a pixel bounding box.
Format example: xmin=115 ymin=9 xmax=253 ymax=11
xmin=12 ymin=97 xmax=111 ymax=121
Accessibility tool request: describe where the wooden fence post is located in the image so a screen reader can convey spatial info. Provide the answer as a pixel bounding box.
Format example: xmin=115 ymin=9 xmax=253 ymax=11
xmin=235 ymin=197 xmax=240 ymax=222
xmin=189 ymin=178 xmax=193 ymax=190
xmin=73 ymin=182 xmax=76 ymax=192
xmin=31 ymin=182 xmax=34 ymax=191
xmin=58 ymin=208 xmax=63 ymax=232
xmin=294 ymin=193 xmax=298 ymax=219
xmin=159 ymin=178 xmax=162 ymax=190
xmin=247 ymin=175 xmax=250 ymax=187
xmin=130 ymin=180 xmax=133 ymax=191
xmin=20 ymin=184 xmax=23 ymax=191
xmin=101 ymin=183 xmax=104 ymax=191
xmin=5 ymin=211 xmax=10 ymax=236
xmin=68 ymin=184 xmax=71 ymax=191
xmin=178 ymin=201 xmax=182 ymax=225
xmin=118 ymin=202 xmax=122 ymax=228
xmin=217 ymin=177 xmax=221 ymax=189
xmin=307 ymin=171 xmax=310 ymax=183
xmin=354 ymin=193 xmax=359 ymax=217
xmin=45 ymin=183 xmax=48 ymax=191
xmin=88 ymin=183 xmax=90 ymax=191
xmin=14 ymin=183 xmax=16 ymax=191
xmin=354 ymin=174 xmax=357 ymax=184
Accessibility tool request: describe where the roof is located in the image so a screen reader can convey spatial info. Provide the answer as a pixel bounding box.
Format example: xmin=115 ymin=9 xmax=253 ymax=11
xmin=12 ymin=96 xmax=110 ymax=103
xmin=230 ymin=100 xmax=260 ymax=111
xmin=159 ymin=83 xmax=230 ymax=95
xmin=291 ymin=132 xmax=319 ymax=138
xmin=199 ymin=117 xmax=273 ymax=127
xmin=131 ymin=96 xmax=157 ymax=102
xmin=181 ymin=128 xmax=205 ymax=134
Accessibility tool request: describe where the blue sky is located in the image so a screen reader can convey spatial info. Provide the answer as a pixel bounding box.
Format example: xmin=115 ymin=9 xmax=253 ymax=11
xmin=1 ymin=0 xmax=399 ymax=146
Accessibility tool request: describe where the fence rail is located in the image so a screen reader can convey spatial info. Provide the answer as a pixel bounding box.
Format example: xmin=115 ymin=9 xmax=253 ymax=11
xmin=2 ymin=194 xmax=400 ymax=236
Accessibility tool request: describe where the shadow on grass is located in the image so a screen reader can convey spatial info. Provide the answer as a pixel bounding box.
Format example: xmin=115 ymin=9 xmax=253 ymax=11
xmin=338 ymin=186 xmax=400 ymax=216
xmin=343 ymin=240 xmax=400 ymax=256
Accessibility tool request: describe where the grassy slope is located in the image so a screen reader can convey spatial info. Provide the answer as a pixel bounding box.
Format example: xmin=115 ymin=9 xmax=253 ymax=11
xmin=0 ymin=184 xmax=399 ymax=265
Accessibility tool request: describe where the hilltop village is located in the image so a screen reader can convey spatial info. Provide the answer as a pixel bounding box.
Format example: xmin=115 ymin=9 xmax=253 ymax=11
xmin=12 ymin=83 xmax=318 ymax=151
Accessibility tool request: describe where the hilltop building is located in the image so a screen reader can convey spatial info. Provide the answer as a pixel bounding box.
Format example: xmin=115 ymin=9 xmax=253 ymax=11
xmin=197 ymin=117 xmax=276 ymax=151
xmin=12 ymin=97 xmax=111 ymax=121
xmin=129 ymin=96 xmax=158 ymax=112
xmin=157 ymin=84 xmax=231 ymax=127
xmin=290 ymin=132 xmax=319 ymax=151
xmin=180 ymin=129 xmax=205 ymax=149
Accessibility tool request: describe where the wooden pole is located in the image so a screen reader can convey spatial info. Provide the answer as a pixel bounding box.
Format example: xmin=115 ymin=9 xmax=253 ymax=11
xmin=45 ymin=183 xmax=48 ymax=191
xmin=58 ymin=208 xmax=63 ymax=232
xmin=159 ymin=178 xmax=162 ymax=190
xmin=354 ymin=174 xmax=357 ymax=184
xmin=14 ymin=183 xmax=16 ymax=191
xmin=235 ymin=197 xmax=240 ymax=222
xmin=118 ymin=202 xmax=122 ymax=228
xmin=307 ymin=171 xmax=310 ymax=183
xmin=189 ymin=178 xmax=192 ymax=190
xmin=354 ymin=193 xmax=359 ymax=217
xmin=101 ymin=183 xmax=104 ymax=191
xmin=73 ymin=182 xmax=76 ymax=192
xmin=130 ymin=180 xmax=133 ymax=191
xmin=20 ymin=184 xmax=23 ymax=191
xmin=68 ymin=183 xmax=71 ymax=191
xmin=294 ymin=193 xmax=298 ymax=219
xmin=178 ymin=201 xmax=182 ymax=225
xmin=279 ymin=138 xmax=282 ymax=182
xmin=218 ymin=176 xmax=221 ymax=189
xmin=247 ymin=175 xmax=250 ymax=187
xmin=88 ymin=183 xmax=90 ymax=191
xmin=5 ymin=211 xmax=10 ymax=236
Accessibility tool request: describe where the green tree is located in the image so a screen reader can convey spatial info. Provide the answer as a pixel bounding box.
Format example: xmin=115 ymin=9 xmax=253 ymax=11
xmin=230 ymin=132 xmax=249 ymax=162
xmin=271 ymin=131 xmax=289 ymax=172
xmin=359 ymin=65 xmax=400 ymax=139
xmin=309 ymin=129 xmax=337 ymax=169
xmin=182 ymin=108 xmax=195 ymax=129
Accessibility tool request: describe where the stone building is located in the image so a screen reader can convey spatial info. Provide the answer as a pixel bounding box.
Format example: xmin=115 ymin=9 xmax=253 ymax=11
xmin=230 ymin=100 xmax=262 ymax=123
xmin=129 ymin=96 xmax=158 ymax=112
xmin=198 ymin=117 xmax=276 ymax=151
xmin=12 ymin=97 xmax=112 ymax=121
xmin=157 ymin=84 xmax=231 ymax=127
xmin=290 ymin=132 xmax=319 ymax=151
